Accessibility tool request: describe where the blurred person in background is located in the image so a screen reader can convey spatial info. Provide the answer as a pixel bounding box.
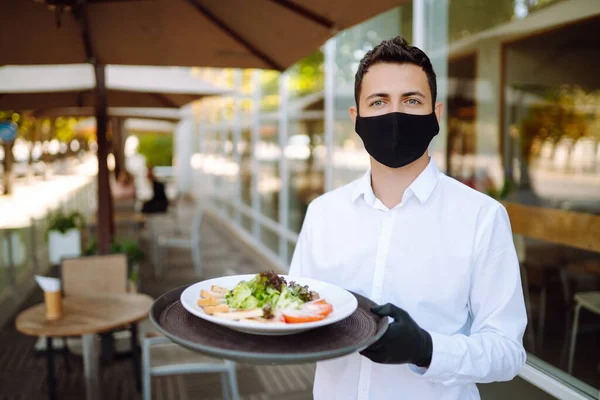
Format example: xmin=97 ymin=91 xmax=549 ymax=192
xmin=141 ymin=165 xmax=168 ymax=214
xmin=111 ymin=170 xmax=136 ymax=201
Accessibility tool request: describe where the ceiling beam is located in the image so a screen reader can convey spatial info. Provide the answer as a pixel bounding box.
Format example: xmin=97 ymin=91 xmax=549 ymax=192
xmin=150 ymin=93 xmax=179 ymax=108
xmin=270 ymin=0 xmax=336 ymax=30
xmin=71 ymin=1 xmax=97 ymax=63
xmin=186 ymin=0 xmax=284 ymax=71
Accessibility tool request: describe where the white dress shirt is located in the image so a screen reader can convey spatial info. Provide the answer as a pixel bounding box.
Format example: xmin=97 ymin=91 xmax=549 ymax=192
xmin=288 ymin=158 xmax=527 ymax=400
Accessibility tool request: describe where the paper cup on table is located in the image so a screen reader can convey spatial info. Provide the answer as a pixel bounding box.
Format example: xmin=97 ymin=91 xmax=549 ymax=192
xmin=35 ymin=275 xmax=62 ymax=320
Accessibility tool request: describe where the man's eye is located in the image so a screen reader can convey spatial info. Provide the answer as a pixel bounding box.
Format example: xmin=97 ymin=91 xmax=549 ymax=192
xmin=371 ymin=100 xmax=384 ymax=107
xmin=407 ymin=98 xmax=422 ymax=105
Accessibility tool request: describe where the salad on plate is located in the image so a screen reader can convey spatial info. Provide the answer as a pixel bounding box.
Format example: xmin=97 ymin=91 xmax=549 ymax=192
xmin=197 ymin=271 xmax=334 ymax=324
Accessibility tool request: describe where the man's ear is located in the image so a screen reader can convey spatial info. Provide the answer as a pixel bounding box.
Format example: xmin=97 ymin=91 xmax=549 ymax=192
xmin=434 ymin=102 xmax=444 ymax=123
xmin=350 ymin=106 xmax=358 ymax=125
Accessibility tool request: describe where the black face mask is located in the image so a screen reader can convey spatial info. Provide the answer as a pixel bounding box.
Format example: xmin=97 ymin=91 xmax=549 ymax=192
xmin=355 ymin=111 xmax=439 ymax=168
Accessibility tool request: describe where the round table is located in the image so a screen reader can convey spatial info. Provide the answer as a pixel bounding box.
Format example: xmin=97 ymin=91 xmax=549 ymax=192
xmin=16 ymin=294 xmax=154 ymax=400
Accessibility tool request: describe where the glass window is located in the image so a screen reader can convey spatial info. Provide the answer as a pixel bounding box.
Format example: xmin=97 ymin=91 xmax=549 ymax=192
xmin=258 ymin=70 xmax=281 ymax=241
xmin=287 ymin=118 xmax=325 ymax=233
xmin=240 ymin=128 xmax=253 ymax=209
xmin=501 ymin=15 xmax=600 ymax=393
xmin=446 ymin=0 xmax=600 ymax=393
xmin=287 ymin=50 xmax=325 ymax=233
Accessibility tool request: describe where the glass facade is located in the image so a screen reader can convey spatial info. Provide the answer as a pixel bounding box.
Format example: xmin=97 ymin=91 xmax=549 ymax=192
xmin=192 ymin=1 xmax=600 ymax=397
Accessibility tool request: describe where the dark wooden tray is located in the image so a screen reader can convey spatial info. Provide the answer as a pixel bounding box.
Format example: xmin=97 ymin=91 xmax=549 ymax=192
xmin=149 ymin=285 xmax=388 ymax=365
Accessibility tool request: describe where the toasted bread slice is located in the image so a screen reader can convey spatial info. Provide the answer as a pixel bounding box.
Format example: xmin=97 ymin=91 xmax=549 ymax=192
xmin=201 ymin=289 xmax=225 ymax=299
xmin=245 ymin=317 xmax=286 ymax=324
xmin=197 ymin=297 xmax=221 ymax=307
xmin=211 ymin=285 xmax=229 ymax=294
xmin=203 ymin=304 xmax=230 ymax=315
xmin=214 ymin=308 xmax=263 ymax=320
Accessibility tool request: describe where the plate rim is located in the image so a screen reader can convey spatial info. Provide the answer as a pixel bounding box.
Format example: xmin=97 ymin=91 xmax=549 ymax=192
xmin=150 ymin=284 xmax=388 ymax=364
xmin=179 ymin=274 xmax=359 ymax=332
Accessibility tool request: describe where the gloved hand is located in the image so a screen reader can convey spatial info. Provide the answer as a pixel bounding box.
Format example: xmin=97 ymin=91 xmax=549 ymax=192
xmin=359 ymin=303 xmax=433 ymax=367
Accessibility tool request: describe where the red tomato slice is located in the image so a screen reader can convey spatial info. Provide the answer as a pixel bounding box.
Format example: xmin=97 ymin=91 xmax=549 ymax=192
xmin=282 ymin=301 xmax=334 ymax=323
xmin=303 ymin=302 xmax=333 ymax=317
xmin=282 ymin=310 xmax=326 ymax=324
xmin=300 ymin=299 xmax=333 ymax=316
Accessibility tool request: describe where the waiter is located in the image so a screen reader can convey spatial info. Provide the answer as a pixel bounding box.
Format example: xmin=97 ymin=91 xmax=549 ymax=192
xmin=289 ymin=36 xmax=527 ymax=400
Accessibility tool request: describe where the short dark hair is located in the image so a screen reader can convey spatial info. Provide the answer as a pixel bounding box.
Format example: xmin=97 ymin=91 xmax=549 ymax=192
xmin=354 ymin=36 xmax=437 ymax=109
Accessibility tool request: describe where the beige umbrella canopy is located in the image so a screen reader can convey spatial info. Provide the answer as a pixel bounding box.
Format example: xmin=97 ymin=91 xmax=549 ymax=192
xmin=36 ymin=107 xmax=183 ymax=121
xmin=2 ymin=0 xmax=405 ymax=70
xmin=0 ymin=0 xmax=407 ymax=252
xmin=0 ymin=64 xmax=229 ymax=110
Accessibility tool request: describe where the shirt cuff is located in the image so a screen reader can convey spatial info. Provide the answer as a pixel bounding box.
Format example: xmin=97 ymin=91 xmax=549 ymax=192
xmin=408 ymin=331 xmax=458 ymax=382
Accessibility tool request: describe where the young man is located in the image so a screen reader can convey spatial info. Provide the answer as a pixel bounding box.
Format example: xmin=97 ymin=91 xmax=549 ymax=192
xmin=288 ymin=36 xmax=527 ymax=400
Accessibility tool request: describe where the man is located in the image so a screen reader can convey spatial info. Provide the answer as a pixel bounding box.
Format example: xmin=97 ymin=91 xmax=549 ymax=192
xmin=288 ymin=36 xmax=527 ymax=400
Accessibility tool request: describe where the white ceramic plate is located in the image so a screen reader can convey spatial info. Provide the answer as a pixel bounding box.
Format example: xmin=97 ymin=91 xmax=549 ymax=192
xmin=180 ymin=274 xmax=358 ymax=335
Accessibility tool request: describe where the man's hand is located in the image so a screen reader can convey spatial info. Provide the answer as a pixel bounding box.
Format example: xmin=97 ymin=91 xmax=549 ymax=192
xmin=360 ymin=303 xmax=433 ymax=367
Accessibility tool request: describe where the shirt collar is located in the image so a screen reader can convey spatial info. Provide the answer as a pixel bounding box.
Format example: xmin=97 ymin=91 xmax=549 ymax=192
xmin=351 ymin=170 xmax=375 ymax=204
xmin=351 ymin=158 xmax=440 ymax=205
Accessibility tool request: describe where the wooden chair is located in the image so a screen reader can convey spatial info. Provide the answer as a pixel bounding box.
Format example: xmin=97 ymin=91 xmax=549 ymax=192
xmin=61 ymin=253 xmax=142 ymax=391
xmin=62 ymin=253 xmax=129 ymax=297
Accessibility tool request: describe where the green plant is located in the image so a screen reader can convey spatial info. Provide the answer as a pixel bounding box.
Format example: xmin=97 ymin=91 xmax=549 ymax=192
xmin=46 ymin=210 xmax=86 ymax=235
xmin=485 ymin=172 xmax=514 ymax=201
xmin=84 ymin=238 xmax=145 ymax=283
xmin=136 ymin=133 xmax=173 ymax=166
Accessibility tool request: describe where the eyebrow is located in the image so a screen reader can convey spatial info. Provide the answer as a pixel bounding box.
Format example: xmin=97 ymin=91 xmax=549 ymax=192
xmin=365 ymin=90 xmax=426 ymax=101
xmin=365 ymin=92 xmax=389 ymax=101
xmin=402 ymin=91 xmax=426 ymax=98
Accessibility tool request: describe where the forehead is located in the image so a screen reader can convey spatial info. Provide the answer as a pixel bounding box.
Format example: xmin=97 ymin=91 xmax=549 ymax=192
xmin=360 ymin=62 xmax=430 ymax=99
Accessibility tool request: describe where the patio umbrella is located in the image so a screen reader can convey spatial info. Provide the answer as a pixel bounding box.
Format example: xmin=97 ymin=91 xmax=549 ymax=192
xmin=0 ymin=64 xmax=229 ymax=110
xmin=0 ymin=0 xmax=407 ymax=252
xmin=2 ymin=0 xmax=405 ymax=69
xmin=0 ymin=63 xmax=228 ymax=251
xmin=34 ymin=107 xmax=183 ymax=122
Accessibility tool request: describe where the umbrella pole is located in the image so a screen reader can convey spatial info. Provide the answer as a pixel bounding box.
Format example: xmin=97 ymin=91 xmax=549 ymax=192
xmin=94 ymin=63 xmax=114 ymax=253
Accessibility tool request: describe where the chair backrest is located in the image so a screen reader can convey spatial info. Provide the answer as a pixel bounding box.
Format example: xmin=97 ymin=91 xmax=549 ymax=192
xmin=61 ymin=253 xmax=128 ymax=297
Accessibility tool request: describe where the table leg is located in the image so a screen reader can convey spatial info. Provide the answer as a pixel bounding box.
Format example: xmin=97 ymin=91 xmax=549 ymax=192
xmin=82 ymin=334 xmax=100 ymax=400
xmin=62 ymin=337 xmax=71 ymax=373
xmin=46 ymin=337 xmax=57 ymax=400
xmin=130 ymin=324 xmax=141 ymax=392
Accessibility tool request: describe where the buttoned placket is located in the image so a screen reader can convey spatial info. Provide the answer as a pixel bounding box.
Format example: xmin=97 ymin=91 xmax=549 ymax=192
xmin=357 ymin=204 xmax=399 ymax=400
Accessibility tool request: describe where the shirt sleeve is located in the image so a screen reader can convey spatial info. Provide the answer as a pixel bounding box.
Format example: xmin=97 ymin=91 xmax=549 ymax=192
xmin=288 ymin=203 xmax=316 ymax=279
xmin=409 ymin=204 xmax=527 ymax=385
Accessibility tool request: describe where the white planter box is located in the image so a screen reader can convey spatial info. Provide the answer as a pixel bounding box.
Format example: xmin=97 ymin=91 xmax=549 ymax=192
xmin=48 ymin=229 xmax=81 ymax=265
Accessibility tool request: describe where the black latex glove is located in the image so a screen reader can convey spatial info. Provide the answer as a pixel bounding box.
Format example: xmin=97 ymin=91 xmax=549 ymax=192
xmin=359 ymin=303 xmax=433 ymax=367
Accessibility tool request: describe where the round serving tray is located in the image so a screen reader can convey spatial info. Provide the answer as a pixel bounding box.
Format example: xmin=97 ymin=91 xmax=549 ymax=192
xmin=149 ymin=285 xmax=388 ymax=365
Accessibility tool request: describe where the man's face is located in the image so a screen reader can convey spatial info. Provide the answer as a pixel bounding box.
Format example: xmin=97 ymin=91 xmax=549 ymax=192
xmin=350 ymin=62 xmax=443 ymax=123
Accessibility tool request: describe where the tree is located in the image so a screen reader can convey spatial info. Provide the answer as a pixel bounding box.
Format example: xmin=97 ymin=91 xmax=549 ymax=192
xmin=136 ymin=133 xmax=174 ymax=167
xmin=288 ymin=50 xmax=324 ymax=97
